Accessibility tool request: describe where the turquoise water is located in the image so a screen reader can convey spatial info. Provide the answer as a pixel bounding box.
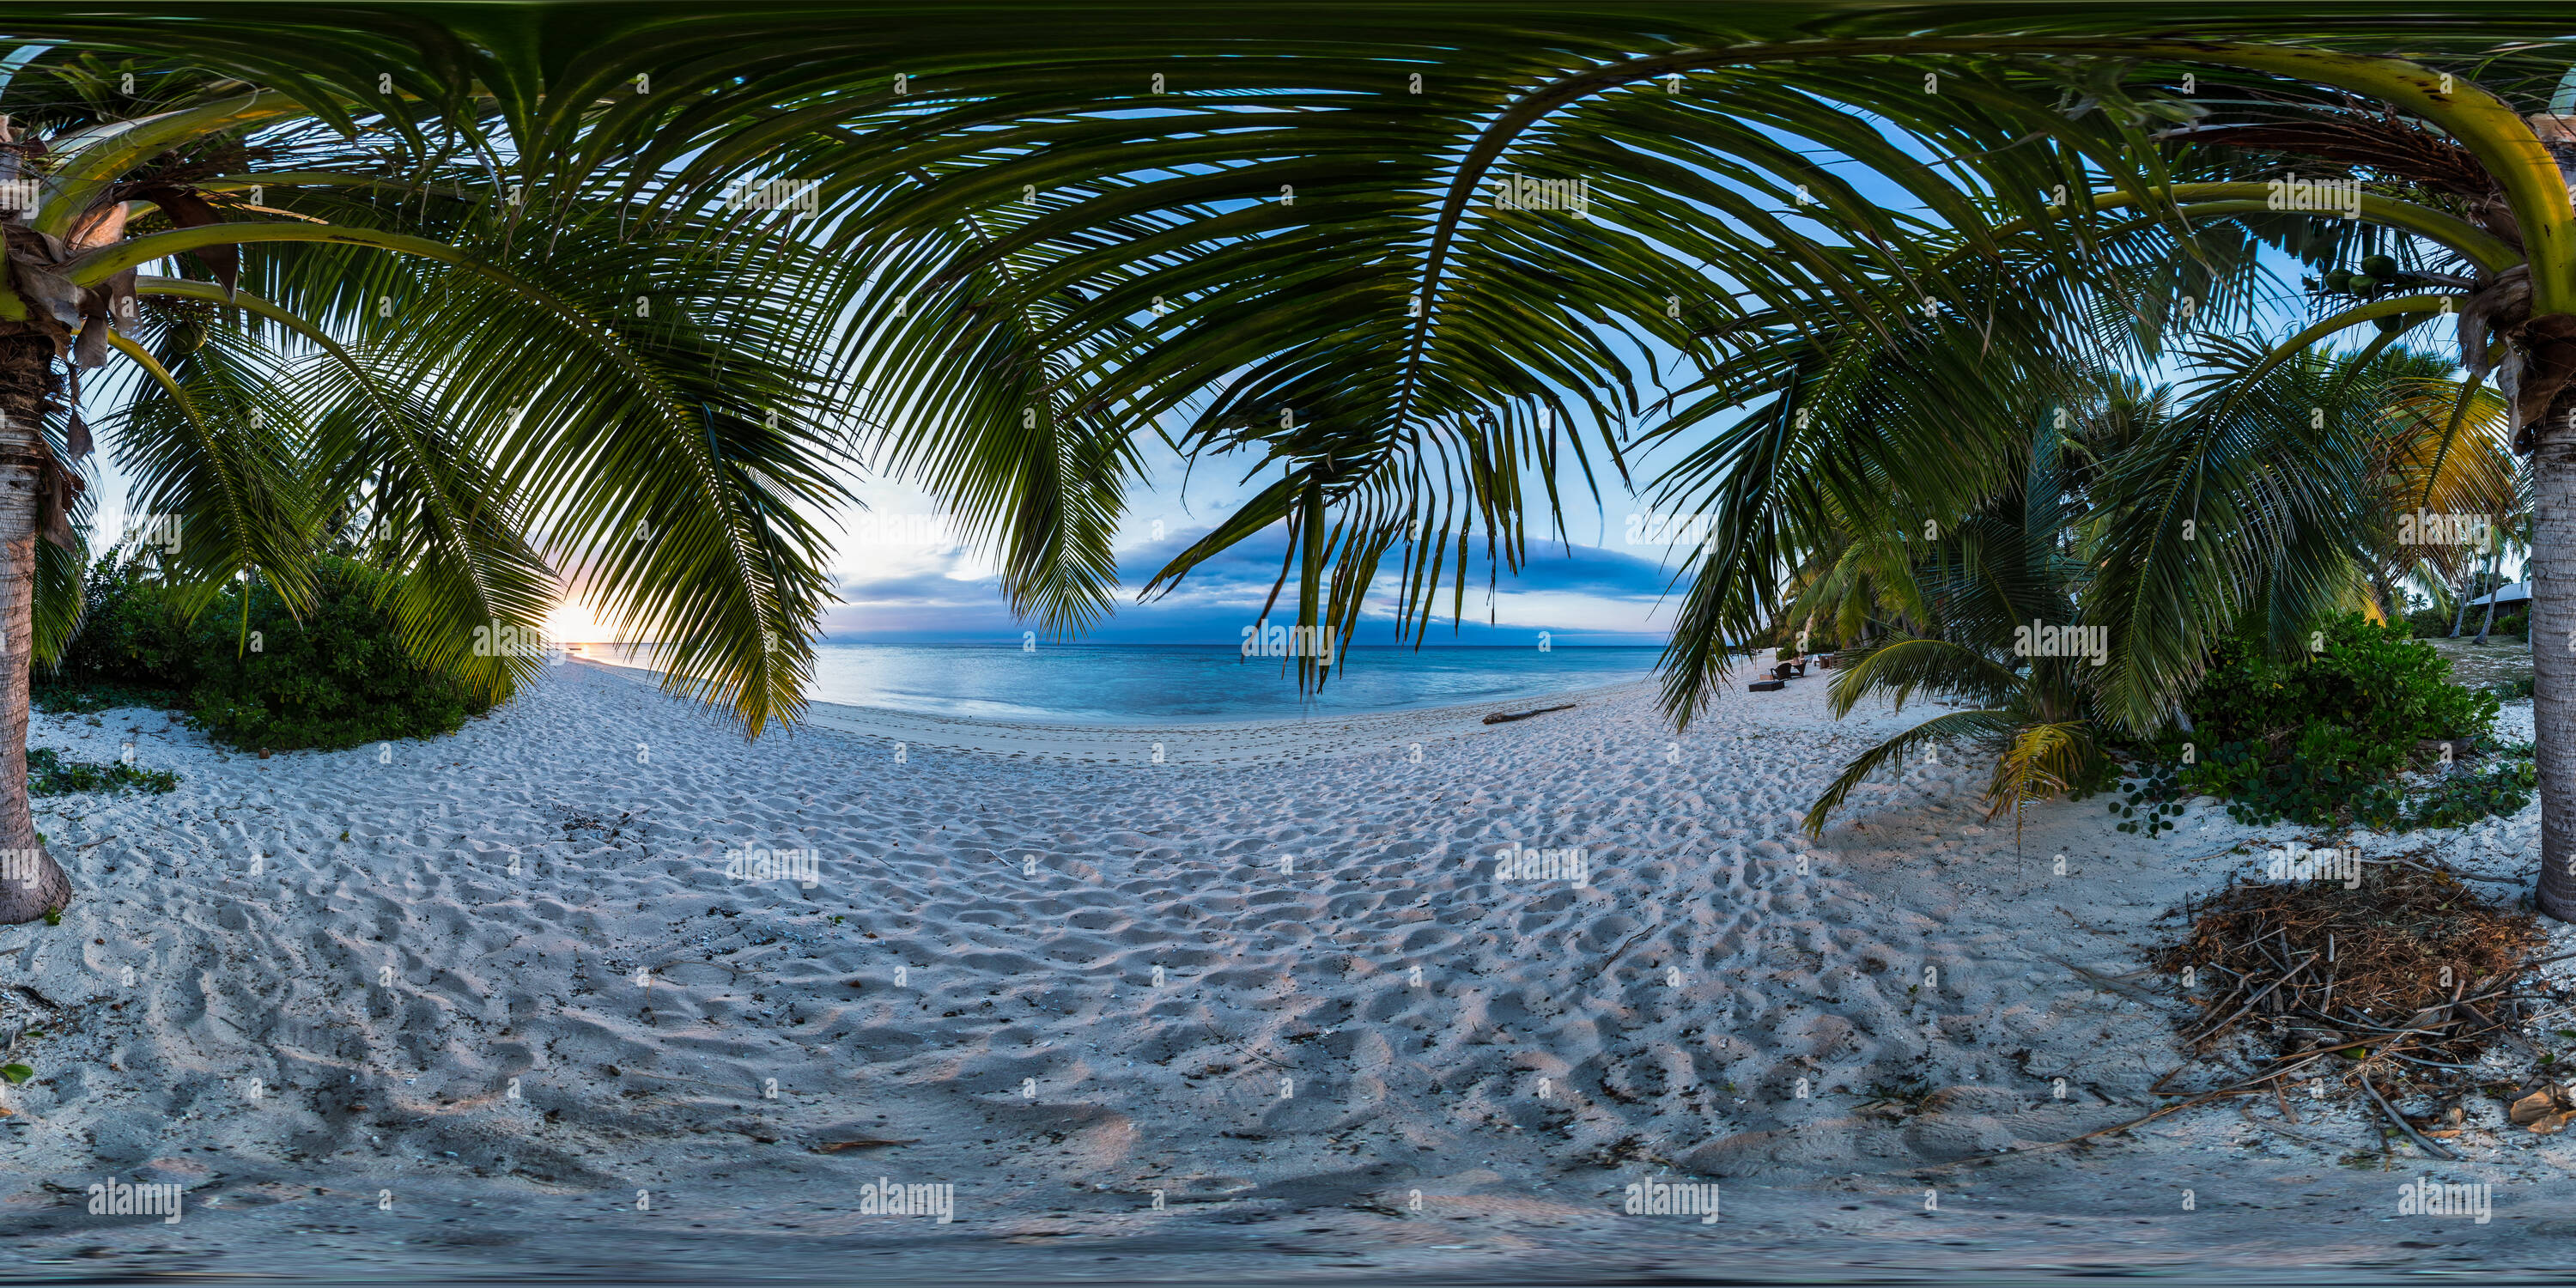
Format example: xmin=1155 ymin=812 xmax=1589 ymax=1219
xmin=595 ymin=642 xmax=1662 ymax=724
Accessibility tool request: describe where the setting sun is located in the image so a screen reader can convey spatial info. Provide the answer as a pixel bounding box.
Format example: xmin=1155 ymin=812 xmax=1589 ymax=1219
xmin=544 ymin=600 xmax=611 ymax=643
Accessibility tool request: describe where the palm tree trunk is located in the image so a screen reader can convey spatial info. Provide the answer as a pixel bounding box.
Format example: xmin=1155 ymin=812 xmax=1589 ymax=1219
xmin=2467 ymin=538 xmax=2501 ymax=644
xmin=2537 ymin=416 xmax=2576 ymax=918
xmin=0 ymin=332 xmax=65 ymax=925
xmin=2537 ymin=410 xmax=2576 ymax=918
xmin=2450 ymin=552 xmax=2476 ymax=637
xmin=2534 ymin=122 xmax=2576 ymax=923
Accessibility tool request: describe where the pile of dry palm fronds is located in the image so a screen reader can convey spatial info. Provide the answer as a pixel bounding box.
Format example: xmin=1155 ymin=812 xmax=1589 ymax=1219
xmin=2131 ymin=849 xmax=2573 ymax=1159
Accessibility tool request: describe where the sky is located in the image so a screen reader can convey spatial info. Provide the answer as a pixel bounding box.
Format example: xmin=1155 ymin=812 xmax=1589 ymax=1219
xmin=806 ymin=434 xmax=1698 ymax=647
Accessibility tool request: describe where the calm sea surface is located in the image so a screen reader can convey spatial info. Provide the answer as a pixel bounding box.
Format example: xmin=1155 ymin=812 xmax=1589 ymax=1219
xmin=592 ymin=642 xmax=1662 ymax=724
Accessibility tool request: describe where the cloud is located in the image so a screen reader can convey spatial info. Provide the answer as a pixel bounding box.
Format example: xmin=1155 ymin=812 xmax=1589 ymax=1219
xmin=823 ymin=522 xmax=1685 ymax=644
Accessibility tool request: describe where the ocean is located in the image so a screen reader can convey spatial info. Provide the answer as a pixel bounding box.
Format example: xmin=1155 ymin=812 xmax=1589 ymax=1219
xmin=589 ymin=641 xmax=1663 ymax=724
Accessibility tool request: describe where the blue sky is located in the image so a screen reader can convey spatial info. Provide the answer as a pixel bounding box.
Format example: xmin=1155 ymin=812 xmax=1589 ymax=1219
xmin=820 ymin=435 xmax=1698 ymax=646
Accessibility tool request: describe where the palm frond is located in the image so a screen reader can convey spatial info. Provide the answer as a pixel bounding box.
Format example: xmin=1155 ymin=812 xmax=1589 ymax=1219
xmin=1802 ymin=707 xmax=2018 ymax=835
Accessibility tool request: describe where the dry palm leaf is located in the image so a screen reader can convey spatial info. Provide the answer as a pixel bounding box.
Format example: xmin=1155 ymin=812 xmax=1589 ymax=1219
xmin=2508 ymin=1084 xmax=2573 ymax=1134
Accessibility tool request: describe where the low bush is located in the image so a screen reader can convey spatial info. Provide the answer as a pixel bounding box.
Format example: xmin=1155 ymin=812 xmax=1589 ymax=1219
xmin=2406 ymin=746 xmax=2538 ymax=830
xmin=37 ymin=551 xmax=191 ymax=712
xmin=185 ymin=562 xmax=496 ymax=751
xmin=27 ymin=746 xmax=177 ymax=797
xmin=33 ymin=679 xmax=185 ymax=715
xmin=2164 ymin=613 xmax=2506 ymax=829
xmin=39 ymin=551 xmax=495 ymax=751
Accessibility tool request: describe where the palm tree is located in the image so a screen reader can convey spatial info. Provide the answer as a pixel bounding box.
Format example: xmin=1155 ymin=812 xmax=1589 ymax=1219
xmin=0 ymin=52 xmax=853 ymax=923
xmin=2467 ymin=509 xmax=2534 ymax=646
xmin=1798 ymin=343 xmax=2480 ymax=837
xmin=1795 ymin=477 xmax=2116 ymax=841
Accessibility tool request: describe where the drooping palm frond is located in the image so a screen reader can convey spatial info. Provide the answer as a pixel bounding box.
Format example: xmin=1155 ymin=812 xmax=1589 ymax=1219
xmin=2083 ymin=342 xmax=2427 ymax=734
xmin=1801 ymin=705 xmax=2020 ymax=836
xmin=324 ymin=215 xmax=858 ymax=731
xmin=0 ymin=49 xmax=871 ymax=733
xmin=286 ymin=343 xmax=556 ymax=699
xmin=1823 ymin=635 xmax=2027 ymax=721
xmin=13 ymin=10 xmax=2569 ymax=708
xmin=94 ymin=304 xmax=319 ymax=616
xmin=2379 ymin=371 xmax=2520 ymax=598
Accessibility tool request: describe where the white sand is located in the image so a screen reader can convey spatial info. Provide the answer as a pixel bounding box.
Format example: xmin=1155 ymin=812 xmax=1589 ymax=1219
xmin=0 ymin=659 xmax=2569 ymax=1278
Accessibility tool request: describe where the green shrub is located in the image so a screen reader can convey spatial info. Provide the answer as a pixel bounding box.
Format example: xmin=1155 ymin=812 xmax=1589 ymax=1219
xmin=2488 ymin=675 xmax=2537 ymax=701
xmin=2406 ymin=605 xmax=2453 ymax=638
xmin=2102 ymin=760 xmax=2189 ymax=835
xmin=36 ymin=550 xmax=193 ymax=711
xmin=27 ymin=746 xmax=177 ymax=796
xmin=42 ymin=553 xmax=495 ymax=751
xmin=33 ymin=679 xmax=185 ymax=715
xmin=2176 ymin=612 xmax=2500 ymax=829
xmin=183 ymin=561 xmax=495 ymax=751
xmin=2405 ymin=748 xmax=2537 ymax=830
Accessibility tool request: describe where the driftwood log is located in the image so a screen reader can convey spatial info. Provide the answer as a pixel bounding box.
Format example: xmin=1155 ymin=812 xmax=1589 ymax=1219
xmin=1482 ymin=703 xmax=1576 ymax=725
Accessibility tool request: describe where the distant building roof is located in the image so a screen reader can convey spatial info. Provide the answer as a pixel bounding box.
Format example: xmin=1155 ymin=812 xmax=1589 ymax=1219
xmin=2469 ymin=580 xmax=2530 ymax=607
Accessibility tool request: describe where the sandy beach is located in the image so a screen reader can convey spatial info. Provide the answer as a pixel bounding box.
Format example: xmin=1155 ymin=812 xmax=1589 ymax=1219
xmin=1 ymin=659 xmax=2570 ymax=1279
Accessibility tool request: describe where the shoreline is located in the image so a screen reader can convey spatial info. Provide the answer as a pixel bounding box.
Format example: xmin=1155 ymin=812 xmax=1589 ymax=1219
xmin=582 ymin=657 xmax=1660 ymax=764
